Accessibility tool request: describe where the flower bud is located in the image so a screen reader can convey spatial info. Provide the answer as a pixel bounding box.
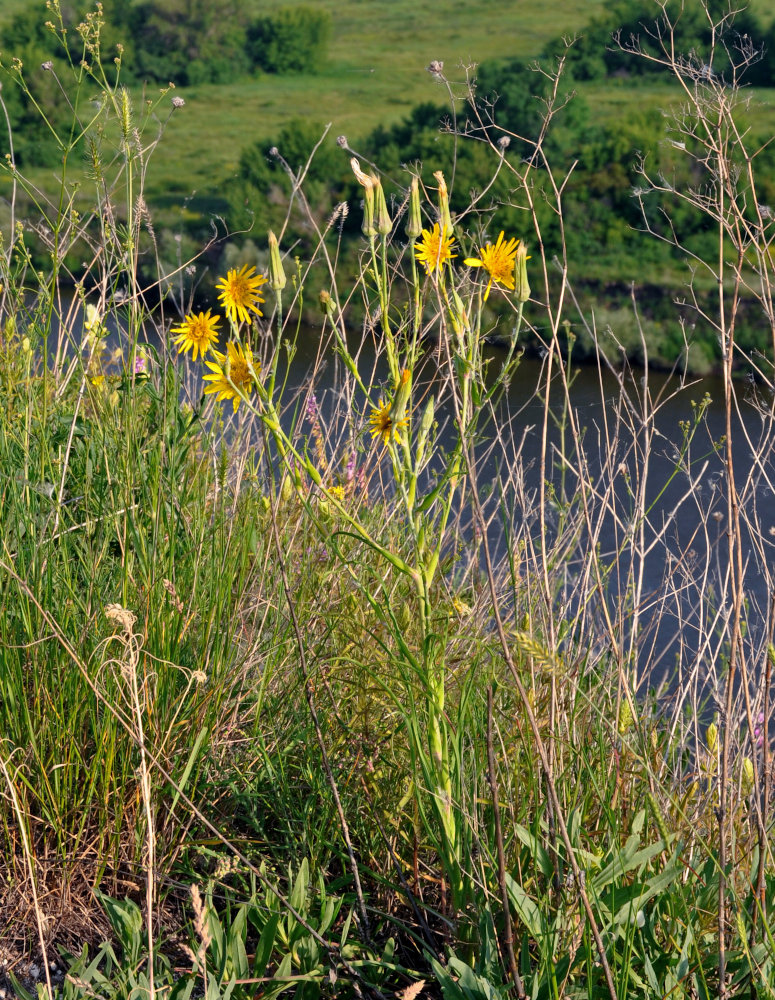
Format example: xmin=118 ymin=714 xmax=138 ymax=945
xmin=742 ymin=757 xmax=755 ymax=795
xmin=351 ymin=157 xmax=376 ymax=237
xmin=706 ymin=722 xmax=718 ymax=754
xmin=390 ymin=368 xmax=412 ymax=429
xmin=433 ymin=170 xmax=453 ymax=236
xmin=415 ymin=395 xmax=435 ymax=468
xmin=371 ymin=174 xmax=392 ymax=236
xmin=318 ymin=289 xmax=336 ymax=320
xmin=406 ymin=176 xmax=422 ymax=240
xmin=268 ymin=230 xmax=287 ymax=292
xmin=515 ymin=242 xmax=531 ymax=304
xmin=448 ymin=287 xmax=469 ymax=348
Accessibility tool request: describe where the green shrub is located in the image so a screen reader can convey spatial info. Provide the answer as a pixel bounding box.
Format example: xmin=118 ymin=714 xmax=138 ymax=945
xmin=247 ymin=6 xmax=331 ymax=75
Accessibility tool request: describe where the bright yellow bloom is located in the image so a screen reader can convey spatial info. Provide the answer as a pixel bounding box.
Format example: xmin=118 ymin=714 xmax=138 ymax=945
xmin=415 ymin=223 xmax=456 ymax=275
xmin=464 ymin=231 xmax=521 ymax=300
xmin=171 ymin=309 xmax=221 ymax=361
xmin=369 ymin=399 xmax=408 ymax=447
xmin=202 ymin=341 xmax=259 ymax=413
xmin=215 ymin=264 xmax=267 ymax=325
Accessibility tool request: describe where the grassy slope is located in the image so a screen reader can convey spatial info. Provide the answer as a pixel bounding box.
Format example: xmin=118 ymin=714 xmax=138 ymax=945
xmin=144 ymin=0 xmax=608 ymax=208
xmin=1 ymin=0 xmax=773 ymax=240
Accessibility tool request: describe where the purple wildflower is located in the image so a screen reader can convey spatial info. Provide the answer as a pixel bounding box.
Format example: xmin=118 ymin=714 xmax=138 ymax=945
xmin=306 ymin=392 xmax=318 ymax=420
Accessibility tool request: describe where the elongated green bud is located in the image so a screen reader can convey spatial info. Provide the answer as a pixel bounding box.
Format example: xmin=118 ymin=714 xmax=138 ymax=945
xmin=449 ymin=287 xmax=469 ymax=349
xmin=433 ymin=169 xmax=453 ymax=236
xmin=371 ymin=173 xmax=392 ymax=236
xmin=415 ymin=395 xmax=435 ymax=468
xmin=406 ymin=176 xmax=422 ymax=239
xmin=515 ymin=242 xmax=531 ymax=303
xmin=390 ymin=368 xmax=412 ymax=428
xmin=351 ymin=157 xmax=376 ymax=237
xmin=268 ymin=230 xmax=286 ymax=292
xmin=706 ymin=722 xmax=718 ymax=753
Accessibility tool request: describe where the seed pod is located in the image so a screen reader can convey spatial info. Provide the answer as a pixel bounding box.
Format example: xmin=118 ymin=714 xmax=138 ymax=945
xmin=406 ymin=176 xmax=422 ymax=239
xmin=268 ymin=230 xmax=287 ymax=292
xmin=514 ymin=242 xmax=531 ymax=304
xmin=433 ymin=170 xmax=453 ymax=236
xmin=371 ymin=174 xmax=392 ymax=236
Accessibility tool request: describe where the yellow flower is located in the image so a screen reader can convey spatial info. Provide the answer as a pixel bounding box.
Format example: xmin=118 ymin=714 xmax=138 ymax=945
xmin=369 ymin=399 xmax=408 ymax=447
xmin=171 ymin=309 xmax=221 ymax=361
xmin=215 ymin=264 xmax=267 ymax=325
xmin=464 ymin=231 xmax=521 ymax=300
xmin=415 ymin=223 xmax=456 ymax=275
xmin=202 ymin=341 xmax=259 ymax=413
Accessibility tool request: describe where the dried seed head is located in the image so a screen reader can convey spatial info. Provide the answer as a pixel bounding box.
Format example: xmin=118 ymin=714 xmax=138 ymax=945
xmin=105 ymin=603 xmax=136 ymax=632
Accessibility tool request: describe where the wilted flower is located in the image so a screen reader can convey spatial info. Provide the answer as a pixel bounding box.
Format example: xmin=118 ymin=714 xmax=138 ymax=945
xmin=351 ymin=158 xmax=376 ymax=237
xmin=433 ymin=170 xmax=453 ymax=235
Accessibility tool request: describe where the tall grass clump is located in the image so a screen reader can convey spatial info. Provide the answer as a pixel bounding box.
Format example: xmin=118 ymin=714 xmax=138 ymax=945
xmin=0 ymin=2 xmax=773 ymax=999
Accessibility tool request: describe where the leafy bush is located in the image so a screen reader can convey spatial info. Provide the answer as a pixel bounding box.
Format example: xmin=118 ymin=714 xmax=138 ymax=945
xmin=247 ymin=6 xmax=331 ymax=75
xmin=130 ymin=0 xmax=250 ymax=85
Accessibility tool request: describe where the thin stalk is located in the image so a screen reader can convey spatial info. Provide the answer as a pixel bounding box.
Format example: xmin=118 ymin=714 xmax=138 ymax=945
xmin=487 ymin=686 xmax=526 ymax=1000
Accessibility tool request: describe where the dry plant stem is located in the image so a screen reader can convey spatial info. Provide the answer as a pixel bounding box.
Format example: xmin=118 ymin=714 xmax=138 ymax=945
xmin=753 ymin=594 xmax=775 ymax=935
xmin=127 ymin=632 xmax=156 ymax=1000
xmin=486 ymin=686 xmax=526 ymax=1000
xmin=0 ymin=747 xmax=54 ymax=1000
xmin=435 ymin=336 xmax=617 ymax=999
xmin=0 ymin=559 xmax=390 ymax=999
xmin=717 ymin=197 xmax=745 ymax=1000
xmin=472 ymin=475 xmax=618 ymax=1000
xmin=263 ymin=448 xmax=371 ymax=943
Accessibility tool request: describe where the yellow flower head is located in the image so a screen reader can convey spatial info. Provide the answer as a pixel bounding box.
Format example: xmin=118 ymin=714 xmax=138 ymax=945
xmin=202 ymin=341 xmax=259 ymax=412
xmin=464 ymin=231 xmax=521 ymax=300
xmin=171 ymin=309 xmax=221 ymax=361
xmin=369 ymin=399 xmax=408 ymax=447
xmin=215 ymin=264 xmax=267 ymax=325
xmin=415 ymin=223 xmax=456 ymax=276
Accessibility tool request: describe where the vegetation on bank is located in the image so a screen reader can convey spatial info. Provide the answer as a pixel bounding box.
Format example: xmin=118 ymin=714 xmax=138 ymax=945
xmin=2 ymin=0 xmax=775 ymax=369
xmin=0 ymin=3 xmax=774 ymax=999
